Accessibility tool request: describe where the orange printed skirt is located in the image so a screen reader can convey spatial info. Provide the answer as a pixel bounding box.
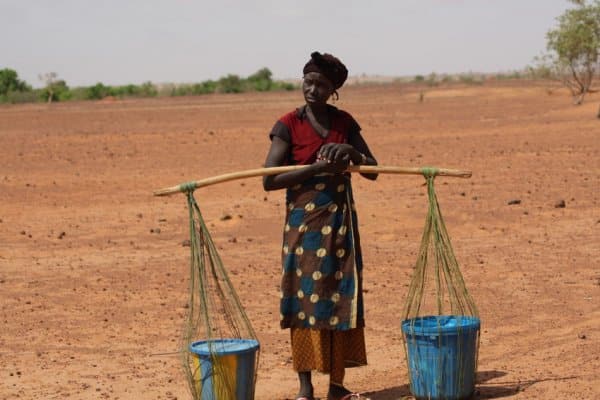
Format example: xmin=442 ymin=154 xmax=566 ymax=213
xmin=290 ymin=327 xmax=367 ymax=385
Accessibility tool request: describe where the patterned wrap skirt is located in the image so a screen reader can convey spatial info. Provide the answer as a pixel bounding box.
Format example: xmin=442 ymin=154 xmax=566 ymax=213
xmin=290 ymin=327 xmax=367 ymax=381
xmin=279 ymin=173 xmax=364 ymax=331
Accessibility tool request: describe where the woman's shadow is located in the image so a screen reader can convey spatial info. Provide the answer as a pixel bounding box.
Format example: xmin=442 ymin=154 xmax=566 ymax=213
xmin=362 ymin=370 xmax=571 ymax=399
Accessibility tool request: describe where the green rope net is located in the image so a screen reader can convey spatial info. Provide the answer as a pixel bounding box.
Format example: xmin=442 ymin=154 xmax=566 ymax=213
xmin=401 ymin=171 xmax=480 ymax=400
xmin=182 ymin=191 xmax=260 ymax=400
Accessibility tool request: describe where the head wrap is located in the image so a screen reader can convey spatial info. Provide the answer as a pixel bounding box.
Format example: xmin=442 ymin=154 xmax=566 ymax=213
xmin=302 ymin=51 xmax=348 ymax=90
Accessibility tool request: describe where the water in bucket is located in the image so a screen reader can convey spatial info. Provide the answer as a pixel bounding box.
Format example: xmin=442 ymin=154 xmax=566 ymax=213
xmin=402 ymin=315 xmax=480 ymax=400
xmin=189 ymin=338 xmax=260 ymax=400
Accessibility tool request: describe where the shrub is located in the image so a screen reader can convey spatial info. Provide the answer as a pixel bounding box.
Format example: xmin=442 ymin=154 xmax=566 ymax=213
xmin=112 ymin=84 xmax=139 ymax=97
xmin=39 ymin=80 xmax=71 ymax=102
xmin=0 ymin=68 xmax=30 ymax=95
xmin=170 ymin=84 xmax=191 ymax=96
xmin=247 ymin=67 xmax=272 ymax=82
xmin=247 ymin=68 xmax=274 ymax=91
xmin=68 ymin=87 xmax=89 ymax=101
xmin=0 ymin=90 xmax=40 ymax=104
xmin=251 ymin=79 xmax=273 ymax=92
xmin=192 ymin=81 xmax=217 ymax=94
xmin=138 ymin=81 xmax=157 ymax=97
xmin=273 ymin=81 xmax=296 ymax=91
xmin=85 ymin=82 xmax=113 ymax=100
xmin=170 ymin=80 xmax=218 ymax=96
xmin=218 ymin=74 xmax=243 ymax=93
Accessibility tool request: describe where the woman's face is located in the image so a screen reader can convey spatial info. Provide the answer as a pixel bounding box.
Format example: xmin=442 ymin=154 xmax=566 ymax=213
xmin=302 ymin=72 xmax=334 ymax=106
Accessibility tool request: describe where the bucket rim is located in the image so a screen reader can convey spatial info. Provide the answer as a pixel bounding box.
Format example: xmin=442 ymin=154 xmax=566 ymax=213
xmin=401 ymin=315 xmax=480 ymax=335
xmin=189 ymin=338 xmax=260 ymax=356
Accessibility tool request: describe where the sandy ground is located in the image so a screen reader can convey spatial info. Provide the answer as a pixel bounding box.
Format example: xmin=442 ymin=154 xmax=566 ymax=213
xmin=0 ymin=81 xmax=598 ymax=400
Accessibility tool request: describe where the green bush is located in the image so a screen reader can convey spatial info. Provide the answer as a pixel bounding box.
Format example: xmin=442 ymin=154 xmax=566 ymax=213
xmin=39 ymin=80 xmax=71 ymax=102
xmin=247 ymin=68 xmax=272 ymax=82
xmin=0 ymin=90 xmax=40 ymax=104
xmin=112 ymin=84 xmax=139 ymax=97
xmin=170 ymin=72 xmax=295 ymax=96
xmin=85 ymin=82 xmax=113 ymax=100
xmin=247 ymin=68 xmax=274 ymax=91
xmin=218 ymin=74 xmax=243 ymax=93
xmin=170 ymin=80 xmax=218 ymax=96
xmin=105 ymin=82 xmax=157 ymax=98
xmin=138 ymin=81 xmax=157 ymax=97
xmin=273 ymin=81 xmax=296 ymax=91
xmin=67 ymin=87 xmax=89 ymax=101
xmin=195 ymin=80 xmax=217 ymax=94
xmin=251 ymin=78 xmax=273 ymax=92
xmin=0 ymin=68 xmax=30 ymax=95
xmin=170 ymin=85 xmax=191 ymax=96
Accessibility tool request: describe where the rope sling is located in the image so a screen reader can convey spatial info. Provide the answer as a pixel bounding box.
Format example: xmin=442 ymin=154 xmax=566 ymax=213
xmin=154 ymin=165 xmax=476 ymax=400
xmin=182 ymin=190 xmax=259 ymax=399
xmin=401 ymin=168 xmax=480 ymax=400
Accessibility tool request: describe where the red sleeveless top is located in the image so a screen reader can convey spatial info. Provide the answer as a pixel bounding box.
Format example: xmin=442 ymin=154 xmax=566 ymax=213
xmin=269 ymin=105 xmax=361 ymax=165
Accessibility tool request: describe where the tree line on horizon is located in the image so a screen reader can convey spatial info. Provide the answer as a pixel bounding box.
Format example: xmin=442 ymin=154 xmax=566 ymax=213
xmin=0 ymin=67 xmax=297 ymax=104
xmin=0 ymin=65 xmax=542 ymax=105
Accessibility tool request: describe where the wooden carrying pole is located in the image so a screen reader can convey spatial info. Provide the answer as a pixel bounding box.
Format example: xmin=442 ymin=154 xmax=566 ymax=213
xmin=153 ymin=165 xmax=471 ymax=197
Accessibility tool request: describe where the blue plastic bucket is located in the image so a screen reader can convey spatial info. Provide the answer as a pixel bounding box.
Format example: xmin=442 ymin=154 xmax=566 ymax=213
xmin=189 ymin=338 xmax=260 ymax=400
xmin=402 ymin=315 xmax=480 ymax=400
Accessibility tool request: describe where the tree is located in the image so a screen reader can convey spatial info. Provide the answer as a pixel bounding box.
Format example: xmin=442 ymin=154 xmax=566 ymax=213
xmin=138 ymin=81 xmax=157 ymax=97
xmin=247 ymin=67 xmax=272 ymax=82
xmin=247 ymin=68 xmax=273 ymax=91
xmin=86 ymin=82 xmax=112 ymax=100
xmin=0 ymin=68 xmax=30 ymax=95
xmin=39 ymin=72 xmax=71 ymax=103
xmin=218 ymin=74 xmax=243 ymax=93
xmin=545 ymin=0 xmax=600 ymax=104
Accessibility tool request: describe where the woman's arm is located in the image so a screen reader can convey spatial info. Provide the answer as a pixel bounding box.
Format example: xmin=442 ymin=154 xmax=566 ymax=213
xmin=349 ymin=130 xmax=378 ymax=180
xmin=262 ymin=136 xmax=341 ymax=191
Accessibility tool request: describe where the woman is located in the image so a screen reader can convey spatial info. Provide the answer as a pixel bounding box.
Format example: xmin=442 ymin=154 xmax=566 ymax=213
xmin=263 ymin=52 xmax=377 ymax=400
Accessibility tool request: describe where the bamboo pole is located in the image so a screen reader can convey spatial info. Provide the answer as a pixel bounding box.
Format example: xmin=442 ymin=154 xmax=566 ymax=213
xmin=153 ymin=165 xmax=472 ymax=197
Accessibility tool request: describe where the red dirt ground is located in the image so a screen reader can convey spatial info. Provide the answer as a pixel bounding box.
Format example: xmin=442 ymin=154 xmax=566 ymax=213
xmin=0 ymin=81 xmax=598 ymax=400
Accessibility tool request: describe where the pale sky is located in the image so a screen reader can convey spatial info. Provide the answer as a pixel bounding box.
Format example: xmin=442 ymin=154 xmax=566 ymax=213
xmin=1 ymin=0 xmax=572 ymax=88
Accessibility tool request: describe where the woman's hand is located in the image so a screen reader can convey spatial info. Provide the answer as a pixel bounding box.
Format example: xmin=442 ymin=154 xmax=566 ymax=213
xmin=315 ymin=143 xmax=354 ymax=174
xmin=315 ymin=157 xmax=349 ymax=174
xmin=317 ymin=143 xmax=358 ymax=164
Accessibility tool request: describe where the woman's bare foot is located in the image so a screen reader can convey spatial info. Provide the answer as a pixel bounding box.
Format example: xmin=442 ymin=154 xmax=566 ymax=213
xmin=296 ymin=371 xmax=314 ymax=400
xmin=295 ymin=390 xmax=314 ymax=400
xmin=327 ymin=383 xmax=352 ymax=400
